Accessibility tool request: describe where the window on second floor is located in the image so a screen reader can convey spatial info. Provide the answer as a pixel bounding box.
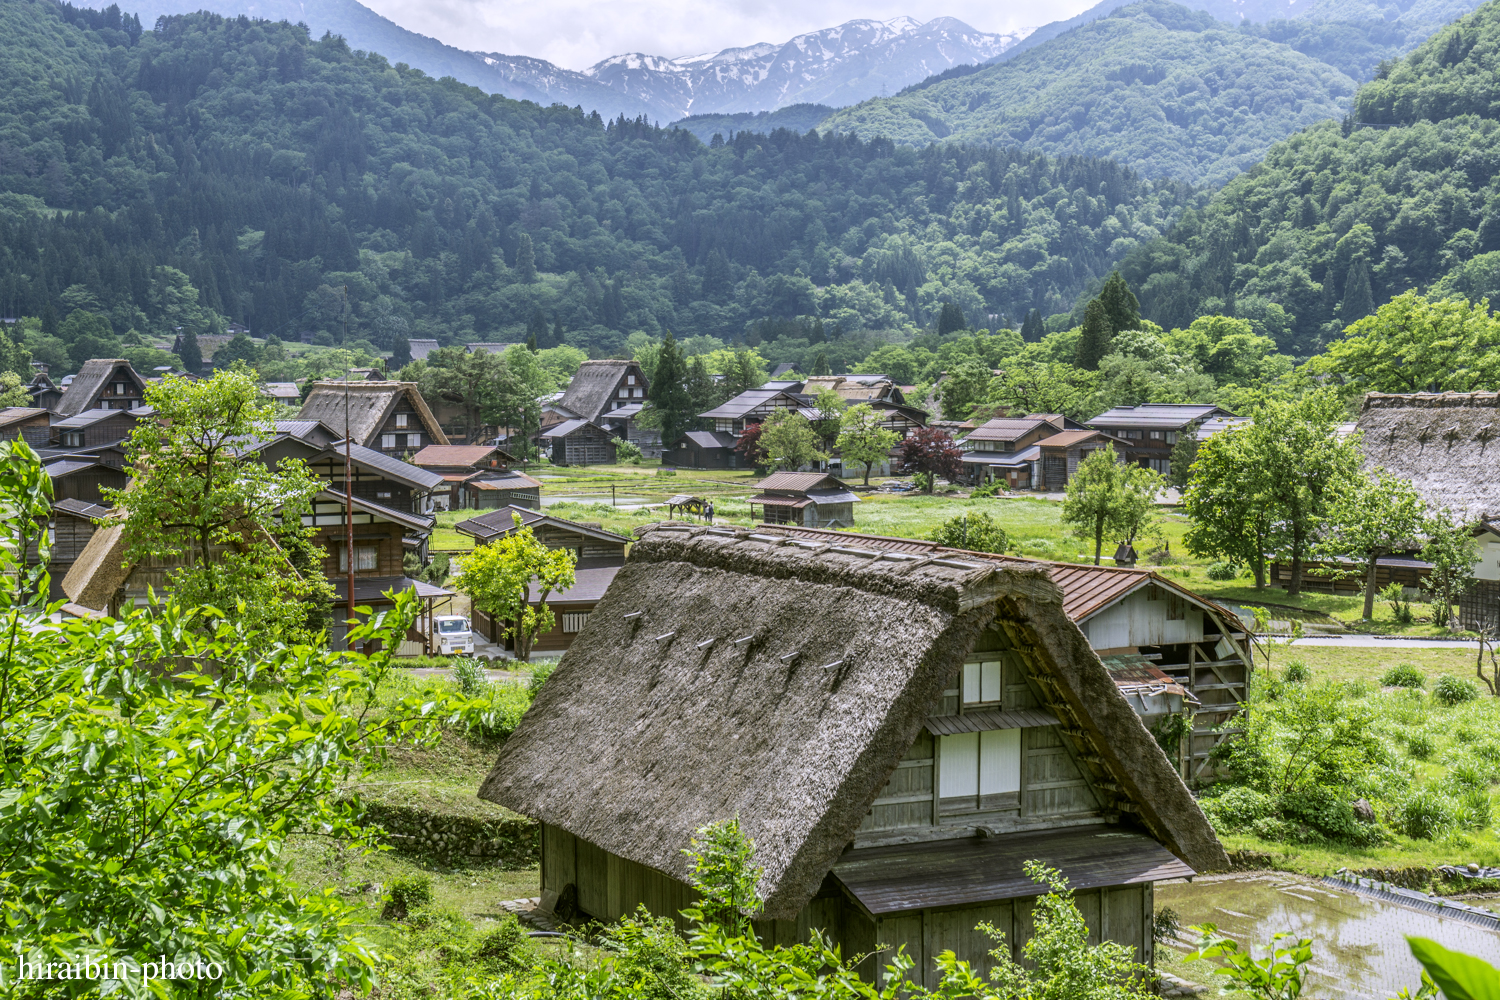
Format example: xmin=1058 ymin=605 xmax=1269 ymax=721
xmin=61 ymin=431 xmax=83 ymax=448
xmin=338 ymin=542 xmax=379 ymax=572
xmin=381 ymin=434 xmax=397 ymax=449
xmin=961 ymin=659 xmax=1002 ymax=706
xmin=395 ymin=413 xmax=408 ymax=428
xmin=407 ymin=433 xmax=421 ymax=447
xmin=618 ymin=388 xmax=628 ymax=398
xmin=937 ymin=729 xmax=1021 ymax=801
xmin=627 ymin=375 xmax=636 ymax=385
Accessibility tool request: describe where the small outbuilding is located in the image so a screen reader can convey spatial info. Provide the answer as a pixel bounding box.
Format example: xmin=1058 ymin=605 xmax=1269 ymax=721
xmin=540 ymin=419 xmax=616 ymax=466
xmin=747 ymin=471 xmax=859 ymax=527
xmin=667 ymin=430 xmax=740 ymax=469
xmin=480 ymin=524 xmax=1227 ymax=986
xmin=458 ymin=470 xmax=543 ymax=510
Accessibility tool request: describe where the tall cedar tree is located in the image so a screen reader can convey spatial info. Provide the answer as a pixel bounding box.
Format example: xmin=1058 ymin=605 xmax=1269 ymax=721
xmin=390 ymin=335 xmax=412 ymax=368
xmin=937 ymin=302 xmax=967 ymax=335
xmin=648 ymin=331 xmax=694 ymax=448
xmin=810 ymin=349 xmax=831 ymax=376
xmin=177 ymin=329 xmax=202 ymax=373
xmin=1097 ymin=271 xmax=1140 ymax=335
xmin=1075 ymin=299 xmax=1113 ymax=371
xmin=899 ymin=427 xmax=964 ymax=491
xmin=1341 ymin=257 xmax=1375 ymax=325
xmin=515 ymin=233 xmax=537 ymax=282
xmin=1020 ymin=309 xmax=1045 ymax=342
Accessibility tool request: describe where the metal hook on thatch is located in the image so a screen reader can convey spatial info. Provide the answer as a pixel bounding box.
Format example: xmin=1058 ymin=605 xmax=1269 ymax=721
xmin=653 ymin=631 xmax=676 ymax=641
xmin=733 ymin=634 xmax=755 ymax=645
xmin=696 ymin=637 xmax=716 ymax=649
xmin=623 ymin=611 xmax=643 ymax=620
xmin=779 ymin=650 xmax=801 ymax=663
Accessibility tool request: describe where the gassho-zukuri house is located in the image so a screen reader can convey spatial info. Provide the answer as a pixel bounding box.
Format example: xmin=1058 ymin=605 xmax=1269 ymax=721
xmin=481 ymin=523 xmax=1228 ymax=986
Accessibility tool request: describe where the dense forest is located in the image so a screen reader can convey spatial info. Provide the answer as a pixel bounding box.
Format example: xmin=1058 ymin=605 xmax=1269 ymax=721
xmin=1121 ymin=0 xmax=1500 ymax=353
xmin=0 ymin=0 xmax=1203 ymax=376
xmin=820 ymin=1 xmax=1360 ymax=185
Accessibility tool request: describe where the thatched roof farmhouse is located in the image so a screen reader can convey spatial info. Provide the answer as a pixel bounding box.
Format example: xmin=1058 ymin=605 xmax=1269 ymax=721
xmin=1356 ymin=392 xmax=1500 ymax=522
xmin=481 ymin=523 xmax=1227 ymax=985
xmin=297 ymin=381 xmax=448 ymax=455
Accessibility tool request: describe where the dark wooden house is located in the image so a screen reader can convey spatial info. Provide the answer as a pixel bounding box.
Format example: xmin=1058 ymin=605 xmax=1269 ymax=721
xmin=667 ymin=430 xmax=741 ymax=470
xmin=0 ymin=406 xmax=50 ymax=446
xmin=480 ymin=524 xmax=1227 ymax=986
xmin=296 ymin=381 xmax=449 ymax=457
xmin=43 ymin=498 xmax=109 ymax=600
xmin=556 ymin=359 xmax=649 ymax=422
xmin=1034 ymin=430 xmax=1126 ymax=491
xmin=455 ymin=505 xmax=629 ymax=653
xmin=1086 ymin=404 xmax=1233 ymax=476
xmin=49 ymin=408 xmax=148 ymax=453
xmin=43 ymin=456 xmax=127 ymax=504
xmin=28 ymin=372 xmax=62 ymax=412
xmin=541 ymin=419 xmax=616 ymax=466
xmin=410 ymin=444 xmax=515 ymax=509
xmin=458 ymin=470 xmax=543 ymax=510
xmin=53 ymin=359 xmax=148 ymax=417
xmin=747 ymin=471 xmax=860 ymax=527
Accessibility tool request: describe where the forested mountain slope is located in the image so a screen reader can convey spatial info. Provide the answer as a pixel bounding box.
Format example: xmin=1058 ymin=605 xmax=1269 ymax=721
xmin=818 ymin=2 xmax=1358 ymax=185
xmin=0 ymin=0 xmax=1202 ymax=370
xmin=1121 ymin=0 xmax=1500 ymax=355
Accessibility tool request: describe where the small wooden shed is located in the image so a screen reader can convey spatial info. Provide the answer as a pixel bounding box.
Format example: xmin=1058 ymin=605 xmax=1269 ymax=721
xmin=480 ymin=524 xmax=1227 ymax=986
xmin=747 ymin=471 xmax=860 ymax=527
xmin=541 ymin=419 xmax=616 ymax=466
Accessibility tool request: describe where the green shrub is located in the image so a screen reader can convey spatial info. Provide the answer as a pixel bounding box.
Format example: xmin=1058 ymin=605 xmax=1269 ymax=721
xmin=1381 ymin=581 xmax=1415 ymax=624
xmin=1381 ymin=663 xmax=1425 ymax=689
xmin=1434 ymin=675 xmax=1479 ymax=706
xmin=383 ymin=874 xmax=434 ymax=920
xmin=1458 ymin=789 xmax=1493 ymax=830
xmin=1282 ymin=660 xmax=1310 ymax=684
xmin=1251 ymin=815 xmax=1304 ymax=841
xmin=655 ymin=466 xmax=677 ymax=477
xmin=528 ymin=661 xmax=556 ymax=696
xmin=1206 ymin=561 xmax=1239 ymax=581
xmin=970 ymin=479 xmax=1003 ymax=498
xmin=474 ymin=915 xmax=531 ymax=972
xmin=1406 ymin=733 xmax=1436 ymax=760
xmin=1396 ymin=790 xmax=1455 ymax=840
xmin=1017 ymin=538 xmax=1058 ymax=558
xmin=929 ymin=511 xmax=1008 ymax=553
xmin=451 ymin=681 xmax=532 ymax=740
xmin=451 ymin=656 xmax=490 ymax=696
xmin=612 ymin=438 xmax=644 ymax=464
xmin=1473 ymin=741 xmax=1500 ymax=764
xmin=1200 ymin=786 xmax=1274 ymax=833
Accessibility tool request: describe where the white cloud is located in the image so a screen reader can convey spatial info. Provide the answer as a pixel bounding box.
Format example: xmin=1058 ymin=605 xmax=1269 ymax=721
xmin=357 ymin=0 xmax=1096 ymax=69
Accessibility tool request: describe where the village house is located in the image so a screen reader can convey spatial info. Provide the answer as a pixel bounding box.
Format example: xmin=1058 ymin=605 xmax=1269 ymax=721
xmin=172 ymin=332 xmax=235 ymax=371
xmin=43 ymin=455 xmax=127 ymax=504
xmin=558 ymin=359 xmax=650 ymax=422
xmin=670 ymin=430 xmax=743 ymax=470
xmin=48 ymin=407 xmax=149 ymax=455
xmin=0 ymin=406 xmax=50 ymax=446
xmin=1086 ymin=403 xmax=1235 ymax=476
xmin=455 ymin=470 xmax=543 ymax=510
xmin=751 ymin=524 xmax=1252 ymax=785
xmin=40 ymin=499 xmax=109 ymax=601
xmin=540 ymin=419 xmax=617 ymax=466
xmin=801 ymin=374 xmax=929 ymax=437
xmin=597 ymin=403 xmax=663 ymax=459
xmin=747 ymin=471 xmax=860 ymax=527
xmin=481 ymin=524 xmax=1227 ymax=985
xmin=1354 ymin=391 xmax=1500 ymax=631
xmin=296 ymin=381 xmax=448 ymax=457
xmin=27 ymin=371 xmax=62 ymax=411
xmin=409 ymin=443 xmax=516 ymax=509
xmin=52 ymin=359 xmax=148 ymax=417
xmin=454 ymin=505 xmax=630 ymax=653
xmin=260 ymin=381 xmax=302 ymax=404
xmin=959 ymin=414 xmax=1085 ymax=489
xmin=406 ymin=338 xmax=440 ymax=361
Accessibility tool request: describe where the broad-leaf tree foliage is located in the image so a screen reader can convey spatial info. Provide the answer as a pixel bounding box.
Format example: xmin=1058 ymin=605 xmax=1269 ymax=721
xmin=757 ymin=410 xmax=825 ymax=472
xmin=1320 ymin=468 xmax=1429 ymax=621
xmin=0 ymin=439 xmax=441 ymax=998
xmin=835 ymin=404 xmax=900 ymax=486
xmin=929 ymin=511 xmax=1009 ymax=554
xmin=102 ymin=366 xmax=333 ymax=641
xmin=898 ymin=427 xmax=964 ymax=491
xmin=1063 ymin=444 xmax=1165 ymax=565
xmin=1421 ymin=508 xmax=1479 ymax=632
xmin=453 ymin=514 xmax=577 ymax=661
xmin=1305 ymin=292 xmax=1500 ymax=393
xmin=1182 ymin=423 xmax=1276 ymax=587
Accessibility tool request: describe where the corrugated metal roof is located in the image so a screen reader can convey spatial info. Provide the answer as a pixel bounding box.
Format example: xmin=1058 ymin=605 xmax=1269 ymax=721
xmin=754 ymin=471 xmax=849 ymax=492
xmin=699 ymin=388 xmax=806 ymax=420
xmin=527 ymin=565 xmax=619 ymax=603
xmin=317 ymin=489 xmax=434 ymax=532
xmin=1037 ymin=429 xmax=1111 ymax=449
xmin=832 ymin=827 xmax=1194 ymax=914
xmin=53 ymin=498 xmax=110 ymax=518
xmin=1088 ymin=404 xmax=1230 ymax=429
xmin=52 ymin=408 xmax=141 ymax=429
xmin=748 ymin=494 xmax=813 ymax=508
xmin=0 ymin=406 xmax=48 ymax=427
xmin=924 ymin=708 xmax=1060 ymax=735
xmin=541 ymin=419 xmax=591 ymax=438
xmin=966 ymin=417 xmax=1049 ymax=440
xmin=323 ymin=442 xmax=446 ymax=490
xmin=455 ymin=505 xmax=630 ymax=546
xmin=44 ymin=459 xmax=109 ymax=477
xmin=411 ymin=444 xmax=501 ymax=467
xmin=332 ymin=575 xmax=452 ymax=602
xmin=681 ymin=430 xmax=738 ymax=449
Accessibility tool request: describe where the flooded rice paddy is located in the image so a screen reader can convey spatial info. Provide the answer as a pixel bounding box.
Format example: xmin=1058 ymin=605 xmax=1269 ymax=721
xmin=1158 ymin=873 xmax=1500 ymax=998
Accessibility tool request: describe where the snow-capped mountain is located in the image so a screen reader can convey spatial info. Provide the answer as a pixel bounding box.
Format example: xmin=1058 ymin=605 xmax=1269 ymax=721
xmin=475 ymin=16 xmax=1030 ymax=123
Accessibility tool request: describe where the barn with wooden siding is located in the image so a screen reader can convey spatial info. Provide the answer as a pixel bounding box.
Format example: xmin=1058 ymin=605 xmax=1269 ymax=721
xmin=540 ymin=419 xmax=617 ymax=466
xmin=480 ymin=524 xmax=1227 ymax=985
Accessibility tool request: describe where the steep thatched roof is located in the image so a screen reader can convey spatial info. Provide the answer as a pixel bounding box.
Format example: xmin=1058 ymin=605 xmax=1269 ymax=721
xmin=296 ymin=382 xmax=448 ymax=448
xmin=558 ymin=360 xmax=638 ymax=422
xmin=480 ymin=523 xmax=1227 ymax=919
xmin=1357 ymin=392 xmax=1500 ymax=522
xmin=55 ymin=360 xmax=142 ymax=418
xmin=61 ymin=520 xmax=129 ymax=613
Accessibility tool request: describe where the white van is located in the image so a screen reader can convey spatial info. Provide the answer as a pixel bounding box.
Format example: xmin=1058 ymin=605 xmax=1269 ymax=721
xmin=434 ymin=615 xmax=474 ymax=655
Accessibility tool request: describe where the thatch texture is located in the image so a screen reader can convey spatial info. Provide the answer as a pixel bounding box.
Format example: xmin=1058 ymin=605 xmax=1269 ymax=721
xmin=480 ymin=524 xmax=1226 ymax=920
xmin=55 ymin=360 xmax=138 ymax=418
xmin=297 ymin=382 xmax=448 ymax=447
xmin=61 ymin=521 xmax=129 ymax=612
xmin=1357 ymin=392 xmax=1500 ymax=521
xmin=557 ymin=360 xmax=636 ymax=422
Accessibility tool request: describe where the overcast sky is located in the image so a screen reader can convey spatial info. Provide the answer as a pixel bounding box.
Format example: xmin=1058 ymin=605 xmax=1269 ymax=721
xmin=357 ymin=0 xmax=1095 ymax=69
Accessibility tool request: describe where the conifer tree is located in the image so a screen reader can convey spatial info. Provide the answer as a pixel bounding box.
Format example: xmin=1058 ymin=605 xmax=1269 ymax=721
xmin=1096 ymin=271 xmax=1140 ymax=336
xmin=1341 ymin=257 xmax=1374 ymax=325
xmin=551 ymin=314 xmax=565 ymax=349
xmin=937 ymin=302 xmax=967 ymax=335
xmin=1020 ymin=309 xmax=1044 ymax=342
xmin=177 ymin=329 xmax=202 ymax=373
xmin=646 ymin=330 xmax=693 ymax=447
xmin=515 ymin=233 xmax=537 ymax=283
xmin=1074 ymin=299 xmax=1112 ymax=371
xmin=810 ymin=349 xmax=830 ymax=376
xmin=390 ymin=335 xmax=411 ymax=368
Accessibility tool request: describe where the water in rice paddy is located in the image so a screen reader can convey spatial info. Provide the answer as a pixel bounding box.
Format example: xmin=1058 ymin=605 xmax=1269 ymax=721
xmin=1157 ymin=873 xmax=1500 ymax=998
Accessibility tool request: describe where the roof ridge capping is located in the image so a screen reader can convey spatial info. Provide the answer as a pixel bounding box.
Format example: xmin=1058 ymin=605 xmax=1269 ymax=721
xmin=1361 ymin=391 xmax=1500 ymax=410
xmin=628 ymin=523 xmax=1056 ymax=615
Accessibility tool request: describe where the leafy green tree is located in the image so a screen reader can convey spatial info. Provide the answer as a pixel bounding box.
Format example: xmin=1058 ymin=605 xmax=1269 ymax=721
xmin=0 ymin=440 xmax=440 ymax=996
xmin=758 ymin=410 xmax=825 ymax=471
xmin=898 ymin=427 xmax=964 ymax=492
xmin=1308 ymin=292 xmax=1500 ymax=393
xmin=102 ymin=368 xmax=332 ymax=641
xmin=454 ymin=514 xmax=576 ymax=661
xmin=836 ymin=404 xmax=900 ymax=486
xmin=930 ymin=511 xmax=1008 ymax=553
xmin=1183 ymin=424 xmax=1275 ymax=588
xmin=211 ymin=331 xmax=260 ymax=370
xmin=0 ymin=326 xmax=29 ymax=380
xmin=1168 ymin=430 xmax=1200 ymax=489
xmin=1321 ymin=469 xmax=1428 ymax=621
xmin=682 ymin=819 xmax=763 ymax=936
xmin=515 ymin=232 xmax=537 ymax=283
xmin=810 ymin=387 xmax=847 ymax=450
xmin=989 ymin=360 xmax=1099 ymax=419
xmin=177 ymin=327 xmax=202 ymax=373
xmin=1074 ymin=299 xmax=1113 ymax=371
xmin=0 ymin=373 xmax=30 ymax=408
xmin=937 ymin=358 xmax=994 ymax=420
xmin=1063 ymin=444 xmax=1164 ymax=565
xmin=1421 ymin=508 xmax=1478 ymax=633
xmin=410 ymin=347 xmax=508 ymax=442
xmin=724 ymin=347 xmax=767 ymax=397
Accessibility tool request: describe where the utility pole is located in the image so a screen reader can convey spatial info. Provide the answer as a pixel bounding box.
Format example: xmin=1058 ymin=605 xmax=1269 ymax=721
xmin=343 ymin=285 xmax=355 ymax=650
